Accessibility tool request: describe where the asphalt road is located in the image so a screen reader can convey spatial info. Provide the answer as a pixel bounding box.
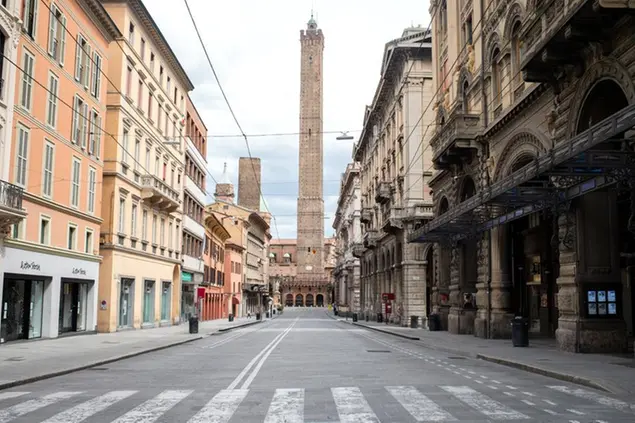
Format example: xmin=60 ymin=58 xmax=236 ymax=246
xmin=0 ymin=308 xmax=633 ymax=422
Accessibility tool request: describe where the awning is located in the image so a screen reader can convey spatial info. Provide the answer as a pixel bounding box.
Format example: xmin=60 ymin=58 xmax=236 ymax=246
xmin=409 ymin=102 xmax=635 ymax=243
xmin=232 ymin=297 xmax=240 ymax=305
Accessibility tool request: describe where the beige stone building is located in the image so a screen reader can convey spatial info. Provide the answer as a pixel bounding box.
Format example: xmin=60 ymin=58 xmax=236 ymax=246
xmin=352 ymin=27 xmax=435 ymax=326
xmin=332 ymin=163 xmax=362 ymax=312
xmin=98 ymin=0 xmax=193 ymax=332
xmin=411 ymin=0 xmax=635 ymax=354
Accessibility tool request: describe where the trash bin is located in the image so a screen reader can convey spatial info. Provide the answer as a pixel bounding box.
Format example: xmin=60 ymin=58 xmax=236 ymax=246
xmin=352 ymin=313 xmax=358 ymax=322
xmin=428 ymin=313 xmax=440 ymax=331
xmin=256 ymin=313 xmax=262 ymax=320
xmin=273 ymin=309 xmax=276 ymax=315
xmin=365 ymin=314 xmax=369 ymax=322
xmin=410 ymin=315 xmax=419 ymax=329
xmin=189 ymin=316 xmax=199 ymax=334
xmin=266 ymin=311 xmax=270 ymax=318
xmin=511 ymin=316 xmax=529 ymax=347
xmin=228 ymin=314 xmax=234 ymax=322
xmin=377 ymin=313 xmax=383 ymax=323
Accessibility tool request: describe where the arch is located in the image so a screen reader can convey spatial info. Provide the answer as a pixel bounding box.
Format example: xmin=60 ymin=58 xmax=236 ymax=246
xmin=503 ymin=2 xmax=525 ymax=39
xmin=295 ymin=294 xmax=304 ymax=307
xmin=485 ymin=32 xmax=501 ymax=69
xmin=459 ymin=175 xmax=477 ymax=202
xmin=422 ymin=243 xmax=434 ymax=262
xmin=305 ymin=293 xmax=314 ymax=307
xmin=492 ymin=131 xmax=550 ymax=182
xmin=285 ymin=293 xmax=294 ymax=307
xmin=437 ymin=196 xmax=450 ymax=215
xmin=567 ymin=58 xmax=635 ymax=138
xmin=316 ymin=294 xmax=324 ymax=307
xmin=576 ymin=79 xmax=629 ymax=136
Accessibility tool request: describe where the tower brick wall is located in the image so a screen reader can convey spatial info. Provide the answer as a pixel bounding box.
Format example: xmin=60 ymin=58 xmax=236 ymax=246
xmin=238 ymin=157 xmax=261 ymax=211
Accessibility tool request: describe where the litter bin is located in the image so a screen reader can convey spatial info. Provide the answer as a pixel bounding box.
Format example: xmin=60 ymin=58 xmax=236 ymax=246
xmin=365 ymin=314 xmax=369 ymax=322
xmin=352 ymin=313 xmax=358 ymax=322
xmin=377 ymin=313 xmax=383 ymax=323
xmin=511 ymin=316 xmax=529 ymax=347
xmin=228 ymin=314 xmax=234 ymax=322
xmin=266 ymin=311 xmax=270 ymax=318
xmin=189 ymin=316 xmax=199 ymax=334
xmin=256 ymin=313 xmax=262 ymax=321
xmin=273 ymin=309 xmax=276 ymax=315
xmin=428 ymin=313 xmax=441 ymax=331
xmin=410 ymin=315 xmax=419 ymax=329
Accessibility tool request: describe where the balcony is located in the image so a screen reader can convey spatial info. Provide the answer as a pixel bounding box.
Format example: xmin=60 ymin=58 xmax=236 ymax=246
xmin=183 ymin=214 xmax=206 ymax=240
xmin=186 ymin=136 xmax=207 ymax=172
xmin=375 ymin=181 xmax=392 ymax=204
xmin=381 ymin=207 xmax=404 ymax=234
xmin=185 ymin=175 xmax=206 ymax=205
xmin=140 ymin=174 xmax=180 ymax=213
xmin=351 ymin=242 xmax=365 ymax=258
xmin=360 ymin=207 xmax=373 ymax=223
xmin=520 ymin=0 xmax=632 ymax=82
xmin=0 ymin=180 xmax=26 ymax=233
xmin=362 ymin=230 xmax=379 ymax=249
xmin=431 ymin=111 xmax=481 ymax=169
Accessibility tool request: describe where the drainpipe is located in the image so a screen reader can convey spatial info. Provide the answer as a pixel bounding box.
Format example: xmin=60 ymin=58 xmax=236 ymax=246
xmin=487 ymin=221 xmax=492 ymax=339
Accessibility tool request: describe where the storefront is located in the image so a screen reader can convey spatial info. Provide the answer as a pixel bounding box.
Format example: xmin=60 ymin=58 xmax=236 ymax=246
xmin=180 ymin=271 xmax=197 ymax=321
xmin=0 ymin=246 xmax=99 ymax=343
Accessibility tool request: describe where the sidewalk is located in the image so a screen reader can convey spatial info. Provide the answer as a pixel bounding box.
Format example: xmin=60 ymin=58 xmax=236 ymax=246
xmin=331 ymin=312 xmax=635 ymax=395
xmin=0 ymin=316 xmax=263 ymax=390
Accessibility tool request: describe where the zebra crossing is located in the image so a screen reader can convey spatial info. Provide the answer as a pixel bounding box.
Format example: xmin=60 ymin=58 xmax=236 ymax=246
xmin=0 ymin=384 xmax=631 ymax=422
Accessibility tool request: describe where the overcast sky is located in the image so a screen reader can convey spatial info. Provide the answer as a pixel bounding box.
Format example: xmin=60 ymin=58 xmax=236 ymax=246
xmin=145 ymin=0 xmax=431 ymax=239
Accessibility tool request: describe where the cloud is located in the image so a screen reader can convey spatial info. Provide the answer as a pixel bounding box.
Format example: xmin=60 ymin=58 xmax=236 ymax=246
xmin=145 ymin=0 xmax=431 ymax=237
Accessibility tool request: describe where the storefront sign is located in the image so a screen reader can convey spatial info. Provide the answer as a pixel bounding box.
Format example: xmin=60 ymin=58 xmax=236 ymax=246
xmin=72 ymin=268 xmax=87 ymax=275
xmin=181 ymin=272 xmax=193 ymax=282
xmin=20 ymin=261 xmax=41 ymax=271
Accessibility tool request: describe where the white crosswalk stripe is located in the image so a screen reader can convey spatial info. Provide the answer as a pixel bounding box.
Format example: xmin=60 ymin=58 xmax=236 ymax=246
xmin=0 ymin=391 xmax=81 ymax=423
xmin=111 ymin=390 xmax=192 ymax=423
xmin=0 ymin=384 xmax=630 ymax=422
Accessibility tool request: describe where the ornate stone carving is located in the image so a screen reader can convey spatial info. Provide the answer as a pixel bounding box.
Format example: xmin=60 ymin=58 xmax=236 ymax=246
xmin=503 ymin=2 xmax=525 ymax=39
xmin=467 ymin=44 xmax=475 ymax=73
xmin=492 ymin=131 xmax=550 ymax=182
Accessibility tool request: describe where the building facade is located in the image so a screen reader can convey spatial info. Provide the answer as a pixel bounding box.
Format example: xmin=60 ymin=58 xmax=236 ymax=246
xmin=200 ymin=212 xmax=229 ymax=321
xmin=181 ymin=94 xmax=207 ymax=320
xmin=333 ymin=163 xmax=362 ymax=312
xmin=1 ymin=0 xmax=119 ymax=343
xmin=353 ymin=27 xmax=435 ymax=326
xmin=411 ymin=0 xmax=635 ymax=354
xmin=225 ymin=239 xmax=244 ymax=318
xmin=98 ymin=0 xmax=194 ymax=332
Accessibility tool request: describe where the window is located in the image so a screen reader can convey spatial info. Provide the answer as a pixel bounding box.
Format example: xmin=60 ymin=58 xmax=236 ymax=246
xmin=74 ymin=35 xmax=90 ymax=88
xmin=87 ymin=167 xmax=96 ymax=214
xmin=140 ymin=38 xmax=145 ymax=60
xmin=159 ymin=65 xmax=163 ymax=85
xmin=67 ymin=224 xmax=77 ymax=250
xmin=46 ymin=72 xmax=58 ymax=127
xmin=91 ymin=52 xmax=102 ymax=98
xmin=15 ymin=125 xmax=29 ymax=187
xmin=137 ymin=80 xmax=143 ymax=109
xmin=71 ymin=95 xmax=88 ymax=147
xmin=142 ymin=209 xmax=148 ymax=241
xmin=147 ymin=94 xmax=153 ymax=119
xmin=118 ymin=197 xmax=126 ymax=233
xmin=134 ymin=138 xmax=140 ymax=170
xmin=20 ymin=51 xmax=34 ymax=110
xmin=126 ymin=66 xmax=132 ymax=97
xmin=131 ymin=203 xmax=138 ymax=237
xmin=128 ymin=22 xmax=135 ymax=45
xmin=168 ymin=221 xmax=173 ymax=249
xmin=167 ymin=76 xmax=171 ymax=94
xmin=70 ymin=158 xmax=80 ymax=208
xmin=39 ymin=216 xmax=51 ymax=245
xmin=145 ymin=146 xmax=151 ymax=171
xmin=160 ymin=218 xmax=165 ymax=246
xmin=152 ymin=215 xmax=157 ymax=244
xmin=88 ymin=109 xmax=101 ymax=156
xmin=157 ymin=105 xmax=162 ymax=130
xmin=47 ymin=3 xmax=66 ymax=64
xmin=122 ymin=128 xmax=129 ymax=165
xmin=85 ymin=229 xmax=94 ymax=254
xmin=23 ymin=0 xmax=37 ymax=38
xmin=42 ymin=141 xmax=54 ymax=197
xmin=150 ymin=52 xmax=155 ymax=72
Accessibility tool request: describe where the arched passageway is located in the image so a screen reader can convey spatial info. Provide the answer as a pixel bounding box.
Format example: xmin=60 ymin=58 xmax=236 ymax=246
xmin=316 ymin=294 xmax=324 ymax=307
xmin=295 ymin=294 xmax=304 ymax=307
xmin=285 ymin=294 xmax=294 ymax=307
xmin=305 ymin=294 xmax=314 ymax=307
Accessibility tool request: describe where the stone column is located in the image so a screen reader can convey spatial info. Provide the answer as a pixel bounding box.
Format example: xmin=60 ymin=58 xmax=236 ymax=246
xmin=352 ymin=262 xmax=361 ymax=313
xmin=447 ymin=242 xmax=462 ymax=333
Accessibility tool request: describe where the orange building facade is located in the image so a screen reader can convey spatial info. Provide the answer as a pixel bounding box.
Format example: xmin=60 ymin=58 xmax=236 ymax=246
xmin=0 ymin=0 xmax=120 ymax=343
xmin=200 ymin=213 xmax=229 ymax=320
xmin=225 ymin=241 xmax=244 ymax=318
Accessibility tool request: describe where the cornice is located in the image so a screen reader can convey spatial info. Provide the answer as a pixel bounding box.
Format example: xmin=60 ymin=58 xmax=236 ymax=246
xmin=24 ymin=192 xmax=103 ymax=225
xmin=83 ymin=0 xmax=123 ymax=41
xmin=100 ymin=242 xmax=181 ymax=264
xmin=6 ymin=239 xmax=103 ymax=262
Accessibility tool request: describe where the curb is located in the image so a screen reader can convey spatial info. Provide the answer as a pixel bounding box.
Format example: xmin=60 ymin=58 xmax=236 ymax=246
xmin=325 ymin=311 xmax=338 ymax=320
xmin=475 ymin=354 xmax=614 ymax=394
xmin=0 ymin=336 xmax=203 ymax=392
xmin=216 ymin=320 xmax=262 ymax=333
xmin=352 ymin=322 xmax=420 ymax=340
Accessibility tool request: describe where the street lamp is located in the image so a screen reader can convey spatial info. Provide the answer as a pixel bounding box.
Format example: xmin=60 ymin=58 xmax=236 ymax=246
xmin=336 ymin=131 xmax=354 ymax=140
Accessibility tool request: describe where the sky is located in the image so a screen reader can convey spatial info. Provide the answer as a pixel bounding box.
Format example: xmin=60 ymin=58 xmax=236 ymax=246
xmin=145 ymin=0 xmax=431 ymax=239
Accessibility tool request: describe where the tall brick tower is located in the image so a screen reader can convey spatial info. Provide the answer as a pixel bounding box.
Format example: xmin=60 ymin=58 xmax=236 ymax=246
xmin=296 ymin=13 xmax=325 ymax=283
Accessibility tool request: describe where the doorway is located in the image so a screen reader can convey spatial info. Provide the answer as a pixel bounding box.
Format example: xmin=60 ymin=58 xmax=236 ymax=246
xmin=59 ymin=280 xmax=89 ymax=333
xmin=119 ymin=278 xmax=134 ymax=328
xmin=316 ymin=294 xmax=324 ymax=307
xmin=1 ymin=278 xmax=44 ymax=342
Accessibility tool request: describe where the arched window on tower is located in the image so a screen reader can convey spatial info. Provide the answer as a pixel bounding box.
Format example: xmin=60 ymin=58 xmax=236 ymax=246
xmin=510 ymin=21 xmax=523 ymax=99
xmin=491 ymin=47 xmax=502 ymax=117
xmin=283 ymin=252 xmax=292 ymax=263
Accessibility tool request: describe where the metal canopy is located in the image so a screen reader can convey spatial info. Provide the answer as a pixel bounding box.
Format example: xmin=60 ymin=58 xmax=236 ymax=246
xmin=409 ymin=102 xmax=635 ymax=243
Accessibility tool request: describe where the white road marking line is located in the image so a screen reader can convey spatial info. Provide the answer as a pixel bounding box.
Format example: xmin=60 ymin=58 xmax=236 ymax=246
xmin=475 ymin=380 xmax=484 ymax=384
xmin=42 ymin=390 xmax=137 ymax=423
xmin=332 ymin=387 xmax=380 ymax=423
xmin=543 ymin=409 xmax=558 ymax=415
xmin=506 ymin=385 xmax=517 ymax=390
xmin=386 ymin=386 xmax=457 ymax=422
xmin=543 ymin=399 xmax=557 ymax=406
xmin=492 ymin=380 xmax=502 ymax=384
xmin=569 ymin=420 xmax=580 ymax=423
xmin=441 ymin=386 xmax=529 ymax=420
xmin=467 ymin=370 xmax=476 ymax=375
xmin=488 ymin=385 xmax=499 ymax=390
xmin=567 ymin=409 xmax=585 ymax=415
xmin=522 ymin=400 xmax=534 ymax=406
xmin=112 ymin=390 xmax=191 ymax=423
xmin=521 ymin=391 xmax=535 ymax=397
xmin=503 ymin=392 xmax=515 ymax=397
xmin=227 ymin=318 xmax=298 ymax=390
xmin=548 ymin=385 xmax=635 ymax=412
xmin=240 ymin=320 xmax=298 ymax=390
xmin=264 ymin=389 xmax=304 ymax=423
xmin=0 ymin=392 xmax=29 ymax=401
xmin=0 ymin=391 xmax=81 ymax=423
xmin=464 ymin=375 xmax=472 ymax=379
xmin=479 ymin=375 xmax=488 ymax=379
xmin=187 ymin=389 xmax=248 ymax=423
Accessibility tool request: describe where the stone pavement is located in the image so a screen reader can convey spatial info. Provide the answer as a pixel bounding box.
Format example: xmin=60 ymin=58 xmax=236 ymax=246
xmin=329 ymin=312 xmax=635 ymax=396
xmin=0 ymin=316 xmax=266 ymax=390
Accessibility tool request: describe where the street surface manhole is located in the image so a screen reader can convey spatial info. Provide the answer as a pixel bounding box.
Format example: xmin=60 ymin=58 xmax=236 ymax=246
xmin=367 ymin=350 xmax=391 ymax=353
xmin=89 ymin=367 xmax=109 ymax=371
xmin=4 ymin=357 xmax=24 ymax=362
xmin=447 ymin=356 xmax=466 ymax=360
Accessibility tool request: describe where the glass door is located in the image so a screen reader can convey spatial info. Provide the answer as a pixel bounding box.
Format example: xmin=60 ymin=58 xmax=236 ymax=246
xmin=29 ymin=280 xmax=44 ymax=338
xmin=161 ymin=282 xmax=170 ymax=321
xmin=143 ymin=280 xmax=155 ymax=324
xmin=76 ymin=283 xmax=88 ymax=331
xmin=1 ymin=280 xmax=27 ymax=342
xmin=118 ymin=279 xmax=133 ymax=328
